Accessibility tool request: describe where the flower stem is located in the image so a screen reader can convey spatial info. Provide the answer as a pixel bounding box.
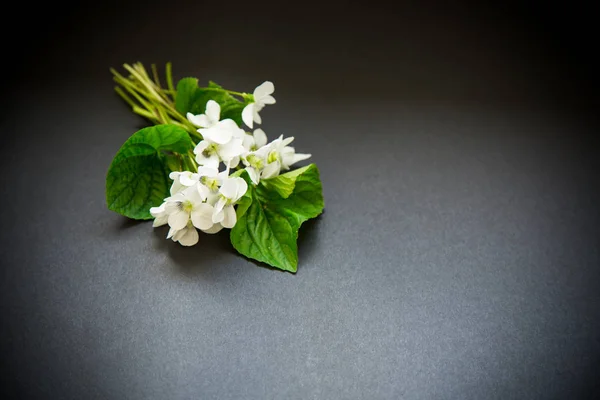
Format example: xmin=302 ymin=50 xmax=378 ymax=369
xmin=151 ymin=63 xmax=162 ymax=89
xmin=165 ymin=62 xmax=175 ymax=93
xmin=111 ymin=62 xmax=202 ymax=141
xmin=225 ymin=89 xmax=247 ymax=97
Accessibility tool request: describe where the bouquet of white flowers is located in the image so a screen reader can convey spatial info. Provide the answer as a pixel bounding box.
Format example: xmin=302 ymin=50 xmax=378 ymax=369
xmin=106 ymin=63 xmax=324 ymax=272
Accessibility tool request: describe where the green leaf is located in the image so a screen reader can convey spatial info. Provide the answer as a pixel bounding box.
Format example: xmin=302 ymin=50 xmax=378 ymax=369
xmin=230 ymin=164 xmax=324 ymax=272
xmin=174 ymin=77 xmax=209 ymax=115
xmin=175 ymin=78 xmax=252 ymax=126
xmin=260 ymin=165 xmax=313 ymax=199
xmin=106 ymin=125 xmax=193 ymax=220
xmin=208 ymin=81 xmax=223 ymax=89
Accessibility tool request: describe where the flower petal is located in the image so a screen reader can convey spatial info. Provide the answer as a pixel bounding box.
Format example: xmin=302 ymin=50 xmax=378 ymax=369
xmin=260 ymin=95 xmax=276 ymax=105
xmin=151 ymin=203 xmax=168 ymax=227
xmin=199 ymin=125 xmax=231 ymax=145
xmin=242 ymin=134 xmax=254 ymax=151
xmin=202 ymin=223 xmax=223 ymax=234
xmin=221 ymin=206 xmax=237 ymax=228
xmin=183 ymin=185 xmax=203 ymax=204
xmin=199 ymin=115 xmax=212 ymax=127
xmin=221 ymin=205 xmax=237 ymax=228
xmin=167 ymin=227 xmax=177 ymax=239
xmin=242 ymin=104 xmax=254 ymax=128
xmin=219 ymin=178 xmax=238 ymax=199
xmin=172 ymin=228 xmax=185 ymax=241
xmin=212 ymin=209 xmax=224 ymax=224
xmin=254 ymin=81 xmax=274 ymax=99
xmin=228 ymin=156 xmax=240 ymax=169
xmin=187 ymin=112 xmax=207 ymax=127
xmin=254 ymin=142 xmax=272 ymax=158
xmin=177 ymin=226 xmax=199 ymax=246
xmin=233 ymin=177 xmax=248 ymax=201
xmin=205 ymin=100 xmax=220 ymax=122
xmin=218 ymin=119 xmax=242 ymax=133
xmin=197 ymin=166 xmax=219 ymax=178
xmin=196 ymin=153 xmax=220 ymax=169
xmin=164 ymin=200 xmax=181 ymax=214
xmin=282 ymin=136 xmax=295 ymax=147
xmin=246 ymin=167 xmax=260 ymax=185
xmin=197 ymin=183 xmax=210 ymax=201
xmin=150 ymin=203 xmax=166 ymax=216
xmin=153 ymin=215 xmax=168 ymax=227
xmin=168 ymin=209 xmax=188 ymax=230
xmin=206 ymin=192 xmax=220 ymax=206
xmin=261 ymin=161 xmax=281 ymax=179
xmin=170 ymin=181 xmax=185 ymax=195
xmin=179 ymin=172 xmax=199 ymax=186
xmin=218 ymin=138 xmax=245 ymax=161
xmin=292 ymin=152 xmax=311 ymax=164
xmin=213 ymin=197 xmax=227 ymax=217
xmin=193 ymin=140 xmax=209 ymax=155
xmin=253 ymin=109 xmax=262 ymax=125
xmin=191 ymin=203 xmax=215 ymax=230
xmin=253 ymin=129 xmax=268 ymax=148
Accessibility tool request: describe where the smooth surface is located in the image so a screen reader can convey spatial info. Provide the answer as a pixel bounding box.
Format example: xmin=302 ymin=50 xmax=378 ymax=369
xmin=2 ymin=1 xmax=599 ymax=399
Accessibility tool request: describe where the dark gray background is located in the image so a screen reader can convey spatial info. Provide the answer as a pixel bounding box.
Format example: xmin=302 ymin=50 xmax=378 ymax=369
xmin=1 ymin=1 xmax=599 ymax=399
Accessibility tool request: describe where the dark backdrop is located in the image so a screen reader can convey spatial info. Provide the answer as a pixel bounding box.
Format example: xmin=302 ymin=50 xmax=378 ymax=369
xmin=1 ymin=1 xmax=599 ymax=399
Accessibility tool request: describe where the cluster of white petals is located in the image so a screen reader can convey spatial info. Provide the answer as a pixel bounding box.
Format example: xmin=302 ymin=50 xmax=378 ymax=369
xmin=241 ymin=134 xmax=311 ymax=184
xmin=152 ymin=81 xmax=311 ymax=246
xmin=241 ymin=81 xmax=276 ymax=129
xmin=150 ymin=168 xmax=248 ymax=246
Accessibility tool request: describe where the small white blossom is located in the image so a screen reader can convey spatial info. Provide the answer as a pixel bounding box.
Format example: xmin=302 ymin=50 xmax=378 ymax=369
xmin=149 ymin=185 xmax=211 ymax=247
xmin=164 ymin=185 xmax=215 ymax=232
xmin=194 ymin=119 xmax=246 ymax=169
xmin=187 ymin=100 xmax=220 ymax=128
xmin=199 ymin=119 xmax=244 ymax=145
xmin=196 ymin=166 xmax=227 ymax=203
xmin=213 ymin=177 xmax=248 ymax=228
xmin=168 ymin=171 xmax=200 ymax=195
xmin=242 ymin=128 xmax=268 ymax=152
xmin=150 ymin=172 xmax=229 ymax=245
xmin=261 ymin=135 xmax=311 ymax=179
xmin=242 ymin=81 xmax=276 ymax=129
xmin=241 ymin=143 xmax=270 ymax=185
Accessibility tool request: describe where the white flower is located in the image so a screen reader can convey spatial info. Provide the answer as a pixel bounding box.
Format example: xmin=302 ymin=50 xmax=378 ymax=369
xmin=241 ymin=143 xmax=270 ymax=185
xmin=242 ymin=81 xmax=276 ymax=129
xmin=261 ymin=135 xmax=311 ymax=179
xmin=149 ymin=203 xmax=169 ymax=227
xmin=281 ymin=142 xmax=311 ymax=170
xmin=198 ymin=119 xmax=244 ymax=145
xmin=194 ymin=119 xmax=246 ymax=169
xmin=164 ymin=186 xmax=215 ymax=232
xmin=242 ymin=128 xmax=268 ymax=152
xmin=150 ymin=183 xmax=218 ymax=247
xmin=150 ymin=180 xmax=226 ymax=245
xmin=213 ymin=177 xmax=248 ymax=228
xmin=167 ymin=221 xmax=199 ymax=246
xmin=187 ymin=100 xmax=220 ymax=128
xmin=168 ymin=171 xmax=199 ymax=195
xmin=193 ymin=141 xmax=219 ymax=169
xmin=196 ymin=166 xmax=226 ymax=203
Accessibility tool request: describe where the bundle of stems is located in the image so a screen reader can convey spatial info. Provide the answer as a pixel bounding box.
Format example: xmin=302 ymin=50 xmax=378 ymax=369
xmin=110 ymin=62 xmax=200 ymax=140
